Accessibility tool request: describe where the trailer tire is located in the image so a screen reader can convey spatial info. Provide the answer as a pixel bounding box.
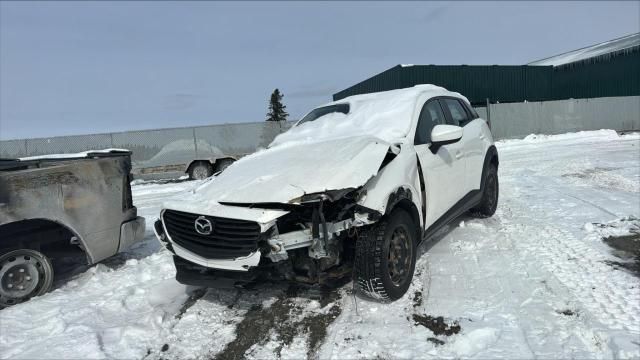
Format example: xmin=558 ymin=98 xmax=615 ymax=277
xmin=214 ymin=158 xmax=235 ymax=173
xmin=188 ymin=162 xmax=213 ymax=180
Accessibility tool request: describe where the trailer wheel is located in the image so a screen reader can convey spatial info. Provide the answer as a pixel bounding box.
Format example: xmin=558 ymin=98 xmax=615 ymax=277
xmin=0 ymin=249 xmax=54 ymax=308
xmin=214 ymin=158 xmax=235 ymax=173
xmin=188 ymin=162 xmax=213 ymax=180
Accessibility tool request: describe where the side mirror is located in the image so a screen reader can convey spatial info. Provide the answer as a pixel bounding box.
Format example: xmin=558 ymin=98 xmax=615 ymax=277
xmin=431 ymin=124 xmax=463 ymax=145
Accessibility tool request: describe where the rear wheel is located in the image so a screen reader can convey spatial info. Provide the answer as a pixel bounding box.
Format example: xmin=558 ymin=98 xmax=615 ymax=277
xmin=0 ymin=249 xmax=54 ymax=308
xmin=188 ymin=162 xmax=213 ymax=180
xmin=471 ymin=164 xmax=499 ymax=218
xmin=214 ymin=159 xmax=235 ymax=173
xmin=353 ymin=208 xmax=417 ymax=302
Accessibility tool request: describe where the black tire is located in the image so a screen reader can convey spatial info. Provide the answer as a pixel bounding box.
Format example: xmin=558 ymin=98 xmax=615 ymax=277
xmin=353 ymin=208 xmax=417 ymax=302
xmin=188 ymin=162 xmax=213 ymax=180
xmin=471 ymin=164 xmax=499 ymax=218
xmin=0 ymin=249 xmax=54 ymax=308
xmin=214 ymin=159 xmax=235 ymax=173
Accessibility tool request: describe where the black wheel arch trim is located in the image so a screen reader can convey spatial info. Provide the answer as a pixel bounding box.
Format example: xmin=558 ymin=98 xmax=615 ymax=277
xmin=0 ymin=218 xmax=87 ymax=256
xmin=480 ymin=146 xmax=499 ymax=192
xmin=385 ymin=187 xmax=422 ymax=240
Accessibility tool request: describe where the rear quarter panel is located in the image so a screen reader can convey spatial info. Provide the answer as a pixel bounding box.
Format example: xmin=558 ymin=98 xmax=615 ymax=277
xmin=465 ymin=118 xmax=494 ymax=191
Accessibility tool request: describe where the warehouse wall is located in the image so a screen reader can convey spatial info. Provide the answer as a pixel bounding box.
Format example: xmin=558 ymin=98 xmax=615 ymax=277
xmin=334 ymin=48 xmax=640 ymax=105
xmin=333 ymin=65 xmax=556 ymax=105
xmin=552 ymin=50 xmax=640 ymax=100
xmin=487 ymin=96 xmax=640 ymax=140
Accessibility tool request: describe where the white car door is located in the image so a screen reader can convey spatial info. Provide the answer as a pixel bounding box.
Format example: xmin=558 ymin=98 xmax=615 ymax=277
xmin=440 ymin=98 xmax=484 ymax=194
xmin=414 ymin=99 xmax=467 ymax=228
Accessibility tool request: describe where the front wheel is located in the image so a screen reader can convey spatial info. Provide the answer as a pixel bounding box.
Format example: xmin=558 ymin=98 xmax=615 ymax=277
xmin=0 ymin=249 xmax=54 ymax=308
xmin=471 ymin=164 xmax=499 ymax=218
xmin=353 ymin=208 xmax=417 ymax=302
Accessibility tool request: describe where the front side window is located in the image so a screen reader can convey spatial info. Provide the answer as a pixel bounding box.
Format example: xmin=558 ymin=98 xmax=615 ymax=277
xmin=415 ymin=100 xmax=446 ymax=145
xmin=442 ymin=99 xmax=469 ymax=126
xmin=298 ymin=104 xmax=349 ymax=125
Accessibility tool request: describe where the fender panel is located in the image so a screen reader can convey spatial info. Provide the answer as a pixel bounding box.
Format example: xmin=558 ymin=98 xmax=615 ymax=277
xmin=357 ymin=148 xmax=424 ymax=229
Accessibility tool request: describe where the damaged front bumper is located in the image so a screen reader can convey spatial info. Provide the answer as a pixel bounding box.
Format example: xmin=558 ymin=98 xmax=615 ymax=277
xmin=173 ymin=241 xmax=261 ymax=271
xmin=153 ymin=204 xmax=376 ymax=273
xmin=172 ymin=255 xmax=262 ymax=288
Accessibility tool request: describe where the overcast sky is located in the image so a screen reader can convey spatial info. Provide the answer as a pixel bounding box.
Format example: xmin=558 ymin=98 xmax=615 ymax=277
xmin=1 ymin=1 xmax=638 ymax=139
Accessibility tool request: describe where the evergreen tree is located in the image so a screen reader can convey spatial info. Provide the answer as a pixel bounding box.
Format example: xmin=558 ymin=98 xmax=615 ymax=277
xmin=265 ymin=89 xmax=289 ymax=122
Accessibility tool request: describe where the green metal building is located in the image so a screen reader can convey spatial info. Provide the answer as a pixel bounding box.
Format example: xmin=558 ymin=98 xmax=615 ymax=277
xmin=333 ymin=33 xmax=639 ymax=106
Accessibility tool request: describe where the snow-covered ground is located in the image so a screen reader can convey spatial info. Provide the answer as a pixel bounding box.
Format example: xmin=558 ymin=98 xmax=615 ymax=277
xmin=1 ymin=130 xmax=639 ymax=359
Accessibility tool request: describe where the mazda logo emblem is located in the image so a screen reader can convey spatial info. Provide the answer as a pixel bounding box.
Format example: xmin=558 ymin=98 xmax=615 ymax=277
xmin=194 ymin=216 xmax=213 ymax=235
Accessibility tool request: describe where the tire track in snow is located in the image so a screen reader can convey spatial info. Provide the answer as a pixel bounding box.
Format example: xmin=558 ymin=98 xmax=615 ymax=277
xmin=510 ymin=223 xmax=640 ymax=333
xmin=146 ymin=284 xmax=345 ymax=360
xmin=500 ymin=172 xmax=640 ymax=336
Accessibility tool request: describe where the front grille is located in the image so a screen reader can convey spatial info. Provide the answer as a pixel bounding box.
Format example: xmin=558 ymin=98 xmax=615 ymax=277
xmin=162 ymin=209 xmax=261 ymax=259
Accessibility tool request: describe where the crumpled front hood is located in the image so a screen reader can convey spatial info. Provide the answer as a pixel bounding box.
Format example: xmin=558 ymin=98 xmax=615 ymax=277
xmin=190 ymin=135 xmax=392 ymax=204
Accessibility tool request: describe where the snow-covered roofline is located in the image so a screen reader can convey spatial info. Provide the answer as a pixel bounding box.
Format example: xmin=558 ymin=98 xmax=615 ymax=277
xmin=527 ymin=33 xmax=639 ymax=67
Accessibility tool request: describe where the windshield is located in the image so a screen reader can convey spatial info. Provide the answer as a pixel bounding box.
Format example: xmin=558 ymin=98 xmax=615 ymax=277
xmin=298 ymin=104 xmax=349 ymax=125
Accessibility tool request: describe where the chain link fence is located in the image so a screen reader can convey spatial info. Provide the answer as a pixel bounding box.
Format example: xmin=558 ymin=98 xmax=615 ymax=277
xmin=1 ymin=121 xmax=293 ymax=177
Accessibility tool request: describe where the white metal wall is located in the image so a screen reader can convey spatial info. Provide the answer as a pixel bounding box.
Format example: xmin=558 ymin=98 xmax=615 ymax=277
xmin=478 ymin=96 xmax=640 ymax=140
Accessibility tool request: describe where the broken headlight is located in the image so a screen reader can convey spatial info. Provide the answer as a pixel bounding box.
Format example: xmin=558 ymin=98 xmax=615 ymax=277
xmin=296 ymin=188 xmax=356 ymax=204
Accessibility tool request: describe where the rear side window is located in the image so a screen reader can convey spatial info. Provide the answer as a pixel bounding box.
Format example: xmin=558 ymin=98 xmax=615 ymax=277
xmin=466 ymin=103 xmax=480 ymax=120
xmin=442 ymin=99 xmax=470 ymax=127
xmin=415 ymin=100 xmax=446 ymax=145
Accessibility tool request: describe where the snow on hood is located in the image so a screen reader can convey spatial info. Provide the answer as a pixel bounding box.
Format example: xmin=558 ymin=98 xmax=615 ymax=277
xmin=167 ymin=135 xmax=392 ymax=206
xmin=164 ymin=85 xmax=465 ymax=212
xmin=271 ymin=84 xmax=462 ymax=146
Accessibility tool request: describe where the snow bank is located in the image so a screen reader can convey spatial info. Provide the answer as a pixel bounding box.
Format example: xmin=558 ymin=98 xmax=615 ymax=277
xmin=271 ymin=85 xmax=467 ymax=146
xmin=0 ymin=252 xmax=189 ymax=359
xmin=584 ymin=216 xmax=640 ymax=239
xmin=497 ymin=129 xmax=623 ymax=148
xmin=130 ymin=175 xmax=190 ymax=186
xmin=451 ymin=328 xmax=501 ymax=357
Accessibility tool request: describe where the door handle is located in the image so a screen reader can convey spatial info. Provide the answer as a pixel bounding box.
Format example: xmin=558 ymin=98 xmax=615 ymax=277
xmin=455 ymin=151 xmax=463 ymax=159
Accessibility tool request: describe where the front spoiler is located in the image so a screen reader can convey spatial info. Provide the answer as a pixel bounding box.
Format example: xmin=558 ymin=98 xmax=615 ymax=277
xmin=172 ymin=241 xmax=261 ymax=271
xmin=173 ymin=256 xmax=263 ymax=288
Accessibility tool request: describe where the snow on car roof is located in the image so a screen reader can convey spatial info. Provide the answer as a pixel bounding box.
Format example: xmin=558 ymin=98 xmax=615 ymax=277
xmin=528 ymin=33 xmax=639 ymax=67
xmin=271 ymin=84 xmax=466 ymax=146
